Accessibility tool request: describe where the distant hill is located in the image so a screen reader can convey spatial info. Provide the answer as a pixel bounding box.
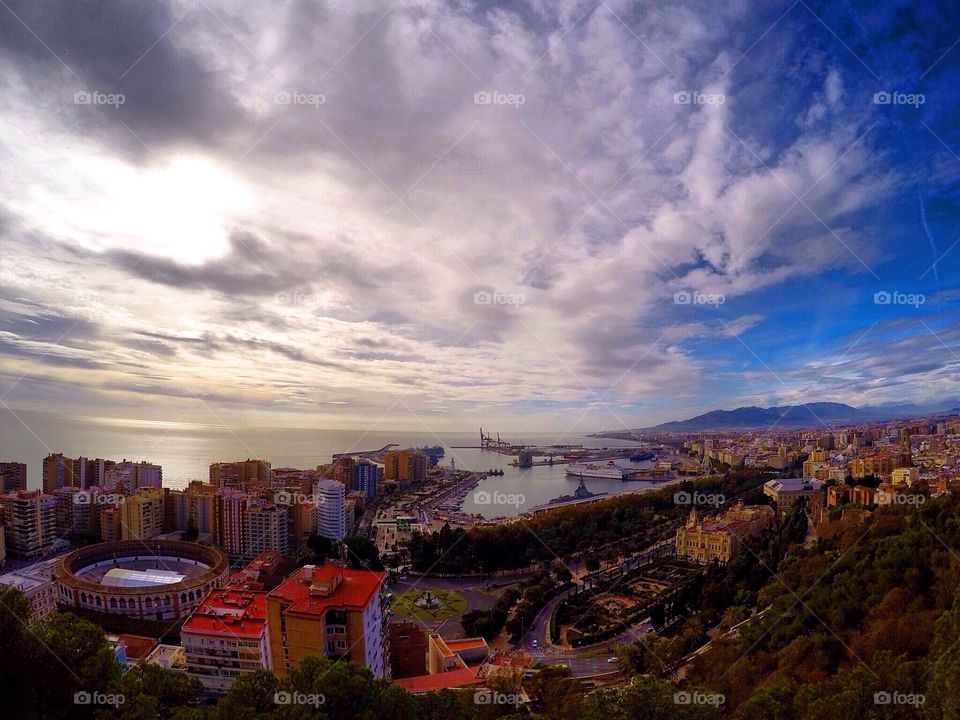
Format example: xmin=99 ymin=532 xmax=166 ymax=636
xmin=650 ymin=402 xmax=865 ymax=431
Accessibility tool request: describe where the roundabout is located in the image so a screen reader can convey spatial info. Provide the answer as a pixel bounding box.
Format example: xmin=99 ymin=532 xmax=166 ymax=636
xmin=392 ymin=587 xmax=468 ymax=621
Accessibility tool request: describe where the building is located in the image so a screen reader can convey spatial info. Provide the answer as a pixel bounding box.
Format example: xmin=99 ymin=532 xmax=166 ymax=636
xmin=849 ymin=453 xmax=894 ymax=480
xmin=120 ymin=488 xmax=166 ymax=541
xmin=210 ymin=460 xmax=271 ymax=492
xmin=0 ymin=462 xmax=28 ymax=493
xmin=186 ymin=481 xmax=217 ymax=537
xmin=374 ymin=510 xmax=424 ymax=555
xmin=393 ymin=633 xmax=488 ymax=694
xmin=674 ymin=502 xmax=775 ymax=564
xmin=215 ymin=488 xmax=250 ymax=560
xmin=42 ymin=453 xmax=74 ymax=493
xmin=763 ymin=477 xmax=824 ymax=512
xmin=182 ymin=588 xmax=271 ymax=693
xmin=54 ymin=540 xmax=230 ymax=621
xmin=352 ymin=460 xmax=381 ymax=500
xmin=382 ymin=451 xmax=427 ymax=486
xmin=0 ymin=558 xmax=59 ymax=622
xmin=0 ymin=490 xmax=56 ymax=558
xmin=389 ymin=621 xmax=429 ymax=678
xmin=104 ymin=461 xmax=162 ymax=493
xmin=891 ymin=466 xmax=920 ymax=486
xmin=314 ymin=479 xmax=346 ymax=541
xmin=243 ymin=500 xmax=290 ymax=559
xmin=266 ymin=563 xmax=388 ymax=678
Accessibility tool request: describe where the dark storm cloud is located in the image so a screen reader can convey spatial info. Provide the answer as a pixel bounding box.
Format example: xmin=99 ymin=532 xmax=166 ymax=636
xmin=102 ymin=230 xmax=377 ymax=298
xmin=0 ymin=0 xmax=241 ymax=147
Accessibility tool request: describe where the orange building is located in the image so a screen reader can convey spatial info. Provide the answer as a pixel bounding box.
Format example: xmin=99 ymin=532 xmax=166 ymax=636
xmin=266 ymin=563 xmax=388 ymax=677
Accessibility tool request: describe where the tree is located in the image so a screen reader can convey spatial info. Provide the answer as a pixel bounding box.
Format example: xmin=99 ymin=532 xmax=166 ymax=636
xmin=342 ymin=535 xmax=384 ymax=571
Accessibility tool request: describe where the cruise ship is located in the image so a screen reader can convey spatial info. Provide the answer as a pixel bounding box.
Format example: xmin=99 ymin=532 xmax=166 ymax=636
xmin=565 ymin=460 xmax=627 ymax=480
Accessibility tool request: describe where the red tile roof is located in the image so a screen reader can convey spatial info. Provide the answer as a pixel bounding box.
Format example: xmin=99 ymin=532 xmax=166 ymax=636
xmin=113 ymin=634 xmax=158 ymax=660
xmin=181 ymin=588 xmax=268 ymax=638
xmin=267 ymin=564 xmax=383 ymax=617
xmin=393 ymin=666 xmax=480 ymax=693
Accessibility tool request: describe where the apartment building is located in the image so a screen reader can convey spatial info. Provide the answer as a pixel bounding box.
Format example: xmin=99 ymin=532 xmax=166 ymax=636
xmin=314 ymin=479 xmax=346 ymax=541
xmin=210 ymin=460 xmax=271 ymax=492
xmin=266 ymin=563 xmax=388 ymax=678
xmin=243 ymin=500 xmax=290 ymax=560
xmin=182 ymin=588 xmax=271 ymax=694
xmin=0 ymin=490 xmax=56 ymax=558
xmin=120 ymin=488 xmax=166 ymax=541
xmin=0 ymin=462 xmax=27 ymax=493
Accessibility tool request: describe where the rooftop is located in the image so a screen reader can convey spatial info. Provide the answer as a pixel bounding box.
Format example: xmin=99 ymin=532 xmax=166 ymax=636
xmin=182 ymin=588 xmax=268 ymax=637
xmin=267 ymin=564 xmax=383 ymax=616
xmin=393 ymin=666 xmax=479 ymax=694
xmin=101 ymin=568 xmax=186 ymax=587
xmin=764 ymin=477 xmax=824 ymax=493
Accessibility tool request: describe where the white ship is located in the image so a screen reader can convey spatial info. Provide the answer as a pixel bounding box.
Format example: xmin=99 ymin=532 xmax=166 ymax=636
xmin=566 ymin=460 xmax=627 ymax=480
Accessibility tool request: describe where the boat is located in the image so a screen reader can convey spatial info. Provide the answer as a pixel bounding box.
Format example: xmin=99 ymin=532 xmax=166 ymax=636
xmin=565 ymin=460 xmax=627 ymax=480
xmin=549 ymin=477 xmax=606 ymax=504
xmin=630 ymin=450 xmax=655 ymax=462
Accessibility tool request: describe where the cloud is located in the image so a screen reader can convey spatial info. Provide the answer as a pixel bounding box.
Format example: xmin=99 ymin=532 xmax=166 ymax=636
xmin=0 ymin=0 xmax=956 ymax=430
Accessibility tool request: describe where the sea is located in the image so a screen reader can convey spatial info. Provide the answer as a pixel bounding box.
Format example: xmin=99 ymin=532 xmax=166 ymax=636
xmin=0 ymin=410 xmax=656 ymax=518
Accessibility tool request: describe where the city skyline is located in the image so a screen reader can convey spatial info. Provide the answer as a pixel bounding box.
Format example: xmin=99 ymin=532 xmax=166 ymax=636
xmin=2 ymin=0 xmax=960 ymax=434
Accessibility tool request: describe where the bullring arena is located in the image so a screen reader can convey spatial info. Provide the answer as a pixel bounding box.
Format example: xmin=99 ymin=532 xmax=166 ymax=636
xmin=54 ymin=540 xmax=229 ymax=621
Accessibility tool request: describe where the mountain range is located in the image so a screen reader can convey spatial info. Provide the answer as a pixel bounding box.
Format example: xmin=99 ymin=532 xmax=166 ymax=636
xmin=644 ymin=400 xmax=960 ymax=432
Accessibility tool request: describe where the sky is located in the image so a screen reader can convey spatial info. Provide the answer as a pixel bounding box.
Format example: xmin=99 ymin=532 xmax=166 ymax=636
xmin=1 ymin=0 xmax=959 ymax=434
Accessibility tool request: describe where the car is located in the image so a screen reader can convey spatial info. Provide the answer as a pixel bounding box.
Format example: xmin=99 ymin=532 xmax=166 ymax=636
xmin=606 ymin=657 xmax=619 ymax=663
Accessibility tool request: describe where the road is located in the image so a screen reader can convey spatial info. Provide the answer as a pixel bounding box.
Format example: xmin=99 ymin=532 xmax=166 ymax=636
xmin=513 ymin=540 xmax=670 ymax=676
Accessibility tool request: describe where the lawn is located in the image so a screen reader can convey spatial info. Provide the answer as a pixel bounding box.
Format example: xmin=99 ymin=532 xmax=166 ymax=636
xmin=392 ymin=588 xmax=468 ymax=621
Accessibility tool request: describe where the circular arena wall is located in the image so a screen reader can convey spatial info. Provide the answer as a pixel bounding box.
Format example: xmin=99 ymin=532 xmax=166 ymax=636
xmin=54 ymin=540 xmax=229 ymax=621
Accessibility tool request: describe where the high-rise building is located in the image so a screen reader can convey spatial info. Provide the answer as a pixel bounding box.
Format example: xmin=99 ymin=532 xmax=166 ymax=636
xmin=382 ymin=451 xmax=427 ymax=486
xmin=215 ymin=488 xmax=250 ymax=560
xmin=120 ymin=488 xmax=166 ymax=541
xmin=182 ymin=588 xmax=272 ymax=694
xmin=266 ymin=563 xmax=388 ymax=678
xmin=210 ymin=460 xmax=271 ymax=492
xmin=104 ymin=460 xmax=162 ymax=493
xmin=0 ymin=490 xmax=56 ymax=558
xmin=352 ymin=460 xmax=381 ymax=500
xmin=0 ymin=462 xmax=28 ymax=493
xmin=314 ymin=479 xmax=346 ymax=541
xmin=42 ymin=453 xmax=74 ymax=493
xmin=244 ymin=500 xmax=290 ymax=559
xmin=186 ymin=481 xmax=217 ymax=537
